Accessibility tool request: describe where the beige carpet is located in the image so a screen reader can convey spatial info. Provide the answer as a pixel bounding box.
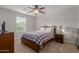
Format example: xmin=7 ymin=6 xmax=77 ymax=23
xmin=14 ymin=39 xmax=79 ymax=53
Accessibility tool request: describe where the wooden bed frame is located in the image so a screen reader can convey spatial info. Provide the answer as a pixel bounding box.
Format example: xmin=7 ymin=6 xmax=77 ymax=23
xmin=21 ymin=26 xmax=56 ymax=52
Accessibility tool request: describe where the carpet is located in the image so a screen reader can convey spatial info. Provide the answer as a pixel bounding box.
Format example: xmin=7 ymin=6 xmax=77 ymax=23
xmin=14 ymin=39 xmax=79 ymax=53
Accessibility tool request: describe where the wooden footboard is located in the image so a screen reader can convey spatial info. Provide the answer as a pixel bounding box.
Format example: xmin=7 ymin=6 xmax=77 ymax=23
xmin=21 ymin=37 xmax=54 ymax=52
xmin=21 ymin=37 xmax=40 ymax=52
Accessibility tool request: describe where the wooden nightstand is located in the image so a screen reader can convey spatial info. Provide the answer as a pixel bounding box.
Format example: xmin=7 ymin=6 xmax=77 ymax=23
xmin=55 ymin=34 xmax=64 ymax=43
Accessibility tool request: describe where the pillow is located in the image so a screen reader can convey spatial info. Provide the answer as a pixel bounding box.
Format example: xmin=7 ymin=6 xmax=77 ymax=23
xmin=39 ymin=26 xmax=54 ymax=32
xmin=40 ymin=27 xmax=47 ymax=32
xmin=46 ymin=27 xmax=54 ymax=32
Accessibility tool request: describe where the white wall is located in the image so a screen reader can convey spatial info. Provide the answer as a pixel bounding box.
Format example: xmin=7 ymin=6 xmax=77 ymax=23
xmin=0 ymin=8 xmax=36 ymax=39
xmin=36 ymin=7 xmax=78 ymax=45
xmin=77 ymin=7 xmax=79 ymax=27
xmin=36 ymin=7 xmax=78 ymax=29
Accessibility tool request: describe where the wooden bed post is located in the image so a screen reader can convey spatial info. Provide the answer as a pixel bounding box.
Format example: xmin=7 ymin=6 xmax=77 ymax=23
xmin=54 ymin=26 xmax=56 ymax=35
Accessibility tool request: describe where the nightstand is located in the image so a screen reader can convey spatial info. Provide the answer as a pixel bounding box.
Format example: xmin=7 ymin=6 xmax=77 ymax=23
xmin=55 ymin=34 xmax=64 ymax=43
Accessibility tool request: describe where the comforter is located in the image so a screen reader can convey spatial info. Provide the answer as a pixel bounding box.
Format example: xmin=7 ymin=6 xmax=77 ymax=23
xmin=22 ymin=31 xmax=54 ymax=47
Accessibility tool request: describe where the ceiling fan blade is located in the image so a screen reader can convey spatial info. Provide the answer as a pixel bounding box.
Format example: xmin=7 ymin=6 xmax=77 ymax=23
xmin=22 ymin=8 xmax=27 ymax=11
xmin=39 ymin=7 xmax=45 ymax=10
xmin=39 ymin=11 xmax=45 ymax=14
xmin=27 ymin=11 xmax=33 ymax=13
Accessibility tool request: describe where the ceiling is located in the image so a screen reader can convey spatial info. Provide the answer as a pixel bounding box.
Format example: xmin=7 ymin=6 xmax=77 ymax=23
xmin=0 ymin=5 xmax=77 ymax=16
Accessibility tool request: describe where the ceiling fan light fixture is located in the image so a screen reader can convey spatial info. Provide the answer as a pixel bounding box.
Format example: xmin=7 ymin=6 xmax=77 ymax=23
xmin=33 ymin=9 xmax=39 ymax=15
xmin=34 ymin=10 xmax=39 ymax=13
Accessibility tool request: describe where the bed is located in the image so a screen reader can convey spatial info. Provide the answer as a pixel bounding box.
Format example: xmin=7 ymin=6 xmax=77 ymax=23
xmin=21 ymin=26 xmax=56 ymax=52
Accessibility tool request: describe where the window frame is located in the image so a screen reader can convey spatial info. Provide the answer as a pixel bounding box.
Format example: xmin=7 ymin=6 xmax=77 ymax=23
xmin=16 ymin=16 xmax=26 ymax=33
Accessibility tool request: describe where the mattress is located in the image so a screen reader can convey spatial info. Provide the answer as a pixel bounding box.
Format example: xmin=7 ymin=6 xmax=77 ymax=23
xmin=22 ymin=31 xmax=54 ymax=47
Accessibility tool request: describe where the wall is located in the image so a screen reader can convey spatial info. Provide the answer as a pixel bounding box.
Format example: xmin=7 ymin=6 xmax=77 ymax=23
xmin=77 ymin=7 xmax=79 ymax=27
xmin=0 ymin=8 xmax=36 ymax=39
xmin=36 ymin=7 xmax=78 ymax=29
xmin=36 ymin=7 xmax=78 ymax=45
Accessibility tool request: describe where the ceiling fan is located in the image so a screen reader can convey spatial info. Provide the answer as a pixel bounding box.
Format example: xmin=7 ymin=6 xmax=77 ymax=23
xmin=27 ymin=5 xmax=45 ymax=15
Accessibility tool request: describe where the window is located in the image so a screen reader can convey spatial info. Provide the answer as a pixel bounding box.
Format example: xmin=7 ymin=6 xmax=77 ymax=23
xmin=16 ymin=16 xmax=26 ymax=32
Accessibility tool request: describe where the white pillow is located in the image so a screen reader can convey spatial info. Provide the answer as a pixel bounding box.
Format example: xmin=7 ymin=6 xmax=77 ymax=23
xmin=40 ymin=27 xmax=47 ymax=32
xmin=46 ymin=27 xmax=54 ymax=32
